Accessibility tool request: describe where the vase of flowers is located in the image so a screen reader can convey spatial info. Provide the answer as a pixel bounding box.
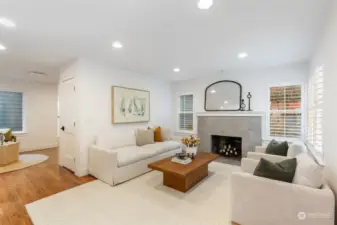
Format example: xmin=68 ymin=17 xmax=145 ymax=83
xmin=181 ymin=135 xmax=200 ymax=154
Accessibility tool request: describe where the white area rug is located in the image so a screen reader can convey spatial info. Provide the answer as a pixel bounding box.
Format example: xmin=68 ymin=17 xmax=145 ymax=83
xmin=0 ymin=154 xmax=49 ymax=174
xmin=26 ymin=162 xmax=240 ymax=225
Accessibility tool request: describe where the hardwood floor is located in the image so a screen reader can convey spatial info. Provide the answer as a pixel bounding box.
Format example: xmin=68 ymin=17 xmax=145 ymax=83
xmin=0 ymin=148 xmax=95 ymax=225
xmin=0 ymin=147 xmax=240 ymax=225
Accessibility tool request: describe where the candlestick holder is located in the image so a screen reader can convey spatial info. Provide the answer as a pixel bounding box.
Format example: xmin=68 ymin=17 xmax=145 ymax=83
xmin=247 ymin=92 xmax=252 ymax=111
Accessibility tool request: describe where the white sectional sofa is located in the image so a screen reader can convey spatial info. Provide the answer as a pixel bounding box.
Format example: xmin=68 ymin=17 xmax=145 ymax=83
xmin=88 ymin=130 xmax=182 ymax=186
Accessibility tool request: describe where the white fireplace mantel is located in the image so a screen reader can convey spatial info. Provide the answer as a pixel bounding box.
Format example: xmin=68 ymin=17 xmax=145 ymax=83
xmin=196 ymin=111 xmax=265 ymax=117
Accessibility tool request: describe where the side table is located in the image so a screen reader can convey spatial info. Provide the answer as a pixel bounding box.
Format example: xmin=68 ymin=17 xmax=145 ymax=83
xmin=0 ymin=142 xmax=20 ymax=166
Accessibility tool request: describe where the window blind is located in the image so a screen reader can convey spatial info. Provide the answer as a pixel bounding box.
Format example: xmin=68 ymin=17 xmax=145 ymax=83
xmin=0 ymin=91 xmax=23 ymax=132
xmin=179 ymin=95 xmax=193 ymax=131
xmin=307 ymin=66 xmax=324 ymax=152
xmin=269 ymin=85 xmax=302 ymax=138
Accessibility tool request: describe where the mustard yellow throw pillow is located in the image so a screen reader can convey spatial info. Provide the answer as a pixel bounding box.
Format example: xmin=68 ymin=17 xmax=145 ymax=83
xmin=148 ymin=126 xmax=163 ymax=142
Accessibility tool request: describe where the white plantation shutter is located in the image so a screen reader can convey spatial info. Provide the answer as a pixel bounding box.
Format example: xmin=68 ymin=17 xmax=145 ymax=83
xmin=179 ymin=95 xmax=193 ymax=131
xmin=269 ymin=85 xmax=302 ymax=138
xmin=0 ymin=91 xmax=23 ymax=132
xmin=307 ymin=66 xmax=324 ymax=152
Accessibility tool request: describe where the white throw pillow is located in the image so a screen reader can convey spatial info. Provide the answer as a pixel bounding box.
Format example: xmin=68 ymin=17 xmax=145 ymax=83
xmin=97 ymin=131 xmax=136 ymax=149
xmin=293 ymin=153 xmax=323 ymax=188
xmin=287 ymin=142 xmax=307 ymax=158
xmin=161 ymin=128 xmax=172 ymax=141
xmin=136 ymin=129 xmax=155 ymax=146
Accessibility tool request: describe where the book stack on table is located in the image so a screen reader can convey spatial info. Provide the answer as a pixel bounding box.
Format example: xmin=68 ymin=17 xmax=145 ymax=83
xmin=171 ymin=157 xmax=192 ymax=165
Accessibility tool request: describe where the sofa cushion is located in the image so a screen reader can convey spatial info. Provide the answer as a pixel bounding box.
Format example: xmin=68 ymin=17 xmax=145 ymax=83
xmin=141 ymin=141 xmax=181 ymax=154
xmin=254 ymin=158 xmax=297 ymax=183
xmin=266 ymin=139 xmax=289 ymax=156
xmin=136 ymin=129 xmax=155 ymax=146
xmin=97 ymin=131 xmax=136 ymax=149
xmin=293 ymin=153 xmax=323 ymax=188
xmin=117 ymin=146 xmax=157 ymax=167
xmin=159 ymin=141 xmax=181 ymax=153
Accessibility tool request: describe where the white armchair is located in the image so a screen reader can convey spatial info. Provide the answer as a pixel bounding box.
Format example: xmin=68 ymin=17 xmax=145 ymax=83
xmin=230 ymin=158 xmax=335 ymax=225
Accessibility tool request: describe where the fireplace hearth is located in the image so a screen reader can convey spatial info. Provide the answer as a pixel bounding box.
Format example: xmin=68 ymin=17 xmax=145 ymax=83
xmin=211 ymin=135 xmax=242 ymax=159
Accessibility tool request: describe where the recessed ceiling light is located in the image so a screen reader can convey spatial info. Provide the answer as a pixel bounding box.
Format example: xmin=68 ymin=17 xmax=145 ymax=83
xmin=238 ymin=52 xmax=248 ymax=59
xmin=220 ymin=106 xmax=224 ymax=109
xmin=210 ymin=89 xmax=216 ymax=94
xmin=224 ymin=101 xmax=228 ymax=104
xmin=173 ymin=68 xmax=180 ymax=73
xmin=198 ymin=0 xmax=213 ymax=9
xmin=0 ymin=44 xmax=6 ymax=51
xmin=112 ymin=41 xmax=123 ymax=49
xmin=0 ymin=18 xmax=16 ymax=28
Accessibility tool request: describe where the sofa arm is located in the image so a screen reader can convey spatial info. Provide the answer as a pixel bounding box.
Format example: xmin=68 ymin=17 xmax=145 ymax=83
xmin=241 ymin=158 xmax=260 ymax=174
xmin=88 ymin=145 xmax=118 ymax=186
xmin=231 ymin=172 xmax=335 ymax=225
xmin=255 ymin=146 xmax=266 ymax=153
xmin=247 ymin=152 xmax=289 ymax=163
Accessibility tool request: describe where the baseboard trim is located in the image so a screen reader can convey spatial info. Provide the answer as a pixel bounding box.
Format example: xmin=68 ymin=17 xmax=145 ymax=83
xmin=20 ymin=145 xmax=59 ymax=152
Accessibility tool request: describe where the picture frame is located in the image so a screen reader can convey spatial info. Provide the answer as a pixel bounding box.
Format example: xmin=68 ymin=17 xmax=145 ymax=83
xmin=112 ymin=86 xmax=150 ymax=124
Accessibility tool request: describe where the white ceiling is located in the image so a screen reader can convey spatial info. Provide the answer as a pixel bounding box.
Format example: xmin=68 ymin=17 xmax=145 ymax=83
xmin=0 ymin=0 xmax=332 ymax=82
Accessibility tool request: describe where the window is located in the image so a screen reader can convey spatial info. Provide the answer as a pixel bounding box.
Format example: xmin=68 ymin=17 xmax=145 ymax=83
xmin=269 ymin=85 xmax=302 ymax=138
xmin=307 ymin=66 xmax=324 ymax=153
xmin=179 ymin=94 xmax=194 ymax=131
xmin=0 ymin=91 xmax=23 ymax=132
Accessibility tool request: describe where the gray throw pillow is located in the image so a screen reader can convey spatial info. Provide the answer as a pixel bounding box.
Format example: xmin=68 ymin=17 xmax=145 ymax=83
xmin=254 ymin=158 xmax=297 ymax=183
xmin=136 ymin=129 xmax=155 ymax=146
xmin=265 ymin=139 xmax=289 ymax=156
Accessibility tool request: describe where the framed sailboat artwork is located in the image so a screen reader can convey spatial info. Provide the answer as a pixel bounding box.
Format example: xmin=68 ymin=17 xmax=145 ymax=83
xmin=112 ymin=86 xmax=150 ymax=124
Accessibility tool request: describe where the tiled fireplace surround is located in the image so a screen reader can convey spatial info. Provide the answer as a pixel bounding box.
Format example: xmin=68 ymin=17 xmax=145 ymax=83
xmin=197 ymin=112 xmax=263 ymax=158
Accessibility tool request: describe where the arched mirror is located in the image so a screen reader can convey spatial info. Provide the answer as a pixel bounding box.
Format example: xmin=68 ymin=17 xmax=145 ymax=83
xmin=205 ymin=80 xmax=242 ymax=111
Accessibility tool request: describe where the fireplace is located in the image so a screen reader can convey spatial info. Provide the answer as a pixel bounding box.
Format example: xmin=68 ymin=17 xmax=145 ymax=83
xmin=211 ymin=135 xmax=242 ymax=159
xmin=197 ymin=114 xmax=262 ymax=158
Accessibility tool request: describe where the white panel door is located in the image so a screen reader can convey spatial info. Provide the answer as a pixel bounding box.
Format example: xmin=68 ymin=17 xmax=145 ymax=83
xmin=59 ymin=78 xmax=77 ymax=172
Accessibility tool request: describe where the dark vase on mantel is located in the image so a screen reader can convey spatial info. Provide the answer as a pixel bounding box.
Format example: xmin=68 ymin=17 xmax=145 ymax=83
xmin=240 ymin=99 xmax=246 ymax=111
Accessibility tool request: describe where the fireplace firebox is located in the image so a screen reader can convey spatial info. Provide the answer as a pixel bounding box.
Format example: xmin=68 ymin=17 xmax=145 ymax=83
xmin=211 ymin=135 xmax=242 ymax=159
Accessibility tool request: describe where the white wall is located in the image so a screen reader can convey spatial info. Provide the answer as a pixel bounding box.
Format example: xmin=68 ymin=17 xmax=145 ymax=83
xmin=311 ymin=0 xmax=337 ymax=210
xmin=171 ymin=63 xmax=308 ymax=139
xmin=0 ymin=78 xmax=58 ymax=152
xmin=61 ymin=59 xmax=309 ymax=176
xmin=70 ymin=59 xmax=172 ymax=176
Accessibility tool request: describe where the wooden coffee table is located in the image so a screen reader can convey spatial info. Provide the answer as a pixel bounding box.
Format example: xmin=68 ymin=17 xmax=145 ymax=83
xmin=148 ymin=152 xmax=219 ymax=192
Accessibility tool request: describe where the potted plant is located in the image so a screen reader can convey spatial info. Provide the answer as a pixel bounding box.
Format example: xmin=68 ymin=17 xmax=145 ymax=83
xmin=181 ymin=135 xmax=200 ymax=154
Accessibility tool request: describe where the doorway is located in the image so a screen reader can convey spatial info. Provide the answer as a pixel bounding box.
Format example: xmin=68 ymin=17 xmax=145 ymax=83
xmin=58 ymin=77 xmax=77 ymax=172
